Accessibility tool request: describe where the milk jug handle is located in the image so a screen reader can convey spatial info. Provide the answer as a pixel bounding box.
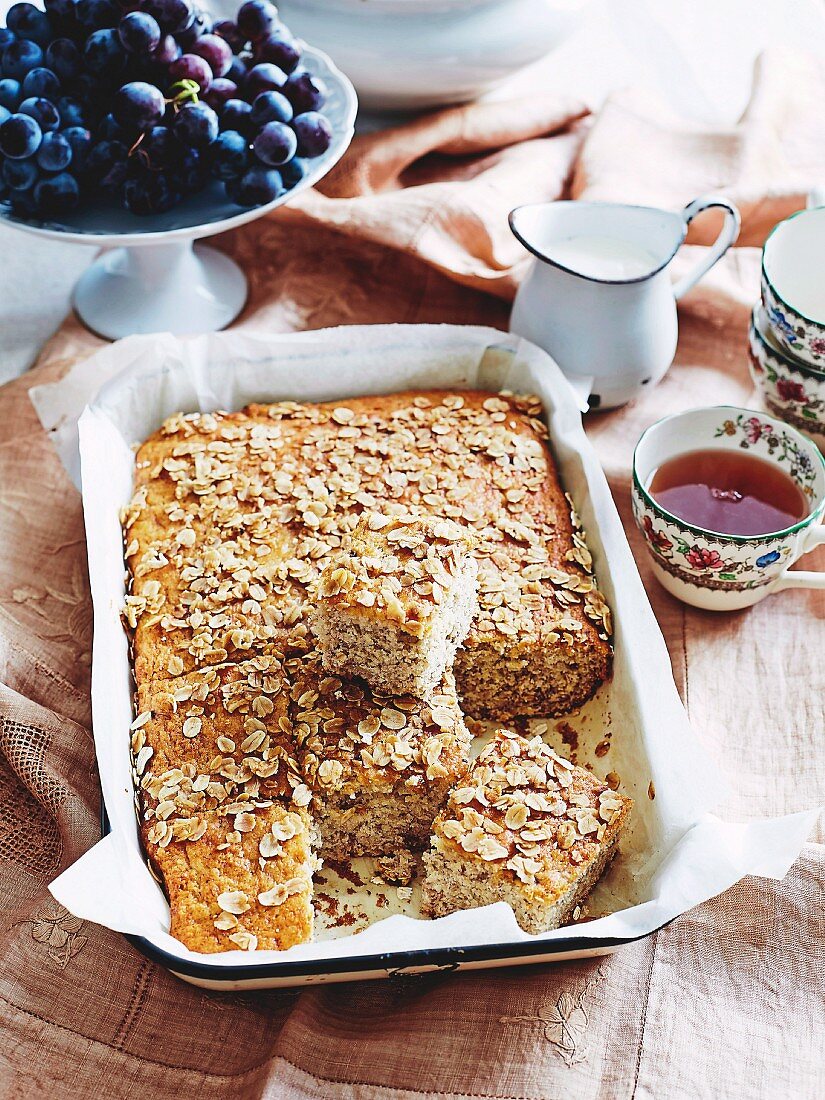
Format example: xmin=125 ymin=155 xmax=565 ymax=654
xmin=672 ymin=195 xmax=741 ymax=301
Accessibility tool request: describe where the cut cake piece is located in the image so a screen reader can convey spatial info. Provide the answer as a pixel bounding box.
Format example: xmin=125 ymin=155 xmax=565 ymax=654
xmin=422 ymin=731 xmax=632 ymax=934
xmin=285 ymin=649 xmax=473 ymax=860
xmin=313 ymin=511 xmax=479 ymax=698
xmin=143 ymin=802 xmax=316 ymax=953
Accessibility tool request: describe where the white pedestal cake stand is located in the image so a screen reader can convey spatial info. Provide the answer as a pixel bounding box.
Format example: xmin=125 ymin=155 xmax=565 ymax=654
xmin=0 ymin=46 xmax=357 ymax=340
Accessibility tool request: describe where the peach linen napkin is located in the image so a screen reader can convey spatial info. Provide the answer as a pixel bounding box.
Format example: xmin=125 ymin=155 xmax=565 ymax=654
xmin=1 ymin=48 xmax=824 ymax=1099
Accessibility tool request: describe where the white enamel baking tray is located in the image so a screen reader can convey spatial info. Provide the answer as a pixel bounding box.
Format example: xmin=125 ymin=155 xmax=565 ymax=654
xmin=45 ymin=324 xmax=813 ymax=989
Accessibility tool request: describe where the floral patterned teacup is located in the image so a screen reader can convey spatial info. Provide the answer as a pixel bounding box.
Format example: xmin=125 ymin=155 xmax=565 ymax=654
xmin=748 ymin=305 xmax=825 ymax=452
xmin=762 ymin=208 xmax=825 ymax=368
xmin=632 ymin=406 xmax=825 ymax=611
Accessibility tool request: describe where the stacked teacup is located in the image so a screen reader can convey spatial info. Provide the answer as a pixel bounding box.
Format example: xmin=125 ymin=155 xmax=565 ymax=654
xmin=748 ymin=208 xmax=825 ymax=452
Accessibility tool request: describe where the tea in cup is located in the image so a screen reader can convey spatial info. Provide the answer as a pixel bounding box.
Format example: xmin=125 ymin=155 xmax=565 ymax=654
xmin=632 ymin=406 xmax=825 ymax=610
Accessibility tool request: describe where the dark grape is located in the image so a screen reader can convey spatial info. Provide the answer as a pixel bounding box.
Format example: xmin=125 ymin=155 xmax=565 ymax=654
xmin=113 ymin=80 xmax=165 ymax=130
xmin=0 ymin=103 xmax=10 ymax=126
xmin=212 ymin=18 xmax=244 ymax=54
xmin=0 ymin=79 xmax=21 ymax=111
xmin=209 ymin=128 xmax=248 ymax=180
xmin=292 ymin=111 xmax=331 ymax=157
xmin=98 ymin=111 xmax=125 ymax=139
xmin=252 ymin=118 xmax=296 ymax=166
xmin=34 ymin=170 xmax=79 ymax=212
xmin=172 ymin=100 xmax=217 ymax=147
xmin=44 ymin=0 xmax=78 ymax=27
xmin=236 ymin=0 xmax=278 ymax=43
xmin=254 ymin=32 xmax=299 ymax=74
xmin=176 ymin=8 xmax=210 ymax=50
xmin=177 ymin=143 xmax=204 ymax=187
xmin=76 ymin=0 xmax=118 ymax=29
xmin=168 ymin=52 xmax=211 ymax=93
xmin=83 ymin=29 xmax=126 ymax=79
xmin=280 ymin=155 xmax=307 ymax=188
xmin=19 ymin=96 xmax=60 ymax=132
xmin=0 ymin=112 xmax=42 ymax=158
xmin=36 ymin=129 xmax=72 ymax=170
xmin=62 ymin=123 xmax=91 ymax=170
xmin=123 ymin=169 xmax=179 ymax=213
xmin=219 ymin=96 xmax=251 ymax=134
xmin=0 ymin=29 xmax=16 ymax=52
xmin=118 ymin=12 xmax=161 ymax=54
xmin=45 ymin=38 xmax=82 ymax=82
xmin=7 ymin=4 xmax=52 ymax=47
xmin=55 ymin=94 xmax=84 ymax=126
xmin=84 ymin=137 xmax=128 ymax=187
xmin=152 ymin=33 xmax=180 ymax=65
xmin=190 ymin=33 xmax=231 ymax=77
xmin=283 ymin=70 xmax=326 ymax=113
xmin=142 ymin=0 xmax=193 ymax=35
xmin=244 ymin=61 xmax=286 ymax=98
xmin=250 ymin=89 xmax=291 ymax=127
xmin=3 ymin=39 xmax=44 ymax=80
xmin=21 ymin=67 xmax=60 ymax=99
xmin=137 ymin=123 xmax=179 ymax=169
xmin=226 ymin=54 xmax=247 ymax=85
xmin=203 ymin=77 xmax=237 ymax=110
xmin=226 ymin=163 xmax=282 ymax=205
xmin=3 ymin=155 xmax=38 ymax=189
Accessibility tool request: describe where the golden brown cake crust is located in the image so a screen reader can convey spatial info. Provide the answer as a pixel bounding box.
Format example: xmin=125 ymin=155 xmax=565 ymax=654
xmin=123 ymin=390 xmax=615 ymax=953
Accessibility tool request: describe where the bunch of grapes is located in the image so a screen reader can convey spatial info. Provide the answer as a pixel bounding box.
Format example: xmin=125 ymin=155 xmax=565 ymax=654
xmin=0 ymin=0 xmax=334 ymax=217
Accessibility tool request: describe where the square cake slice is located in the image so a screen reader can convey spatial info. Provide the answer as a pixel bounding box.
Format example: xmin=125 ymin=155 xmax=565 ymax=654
xmin=422 ymin=732 xmax=632 ymax=934
xmin=313 ymin=511 xmax=478 ymax=698
xmin=285 ymin=649 xmax=473 ymax=860
xmin=143 ymin=802 xmax=316 ymax=953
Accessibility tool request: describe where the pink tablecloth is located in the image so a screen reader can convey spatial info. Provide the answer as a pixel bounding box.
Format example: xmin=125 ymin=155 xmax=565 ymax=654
xmin=0 ymin=48 xmax=823 ymax=1099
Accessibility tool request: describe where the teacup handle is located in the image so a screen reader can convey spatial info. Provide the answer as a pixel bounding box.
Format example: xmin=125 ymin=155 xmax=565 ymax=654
xmin=672 ymin=195 xmax=741 ymax=301
xmin=773 ymin=524 xmax=825 ymax=592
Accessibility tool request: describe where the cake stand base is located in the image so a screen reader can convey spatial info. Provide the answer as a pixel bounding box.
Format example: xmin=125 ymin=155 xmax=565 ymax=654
xmin=72 ymin=241 xmax=247 ymax=340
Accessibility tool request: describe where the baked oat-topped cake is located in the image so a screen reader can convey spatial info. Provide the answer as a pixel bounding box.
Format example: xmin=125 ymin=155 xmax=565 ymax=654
xmin=313 ymin=511 xmax=479 ymax=697
xmin=121 ymin=390 xmax=617 ymax=953
xmin=422 ymin=732 xmax=632 ymax=934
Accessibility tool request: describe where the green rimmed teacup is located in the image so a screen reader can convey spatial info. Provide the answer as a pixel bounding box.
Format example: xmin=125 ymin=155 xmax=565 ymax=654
xmin=632 ymin=405 xmax=825 ymax=610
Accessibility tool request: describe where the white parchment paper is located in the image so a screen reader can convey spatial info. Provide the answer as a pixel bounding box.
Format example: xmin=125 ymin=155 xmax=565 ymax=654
xmin=38 ymin=323 xmax=818 ymax=972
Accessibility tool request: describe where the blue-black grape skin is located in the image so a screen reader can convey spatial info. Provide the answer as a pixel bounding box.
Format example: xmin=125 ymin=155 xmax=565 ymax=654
xmin=45 ymin=39 xmax=83 ymax=82
xmin=210 ymin=128 xmax=249 ymax=180
xmin=227 ymin=163 xmax=282 ymax=205
xmin=7 ymin=4 xmax=52 ymax=47
xmin=176 ymin=9 xmax=211 ymax=51
xmin=21 ymin=66 xmax=61 ymax=100
xmin=249 ymin=88 xmax=291 ymax=127
xmin=123 ymin=169 xmax=180 ymax=214
xmin=283 ymin=71 xmax=326 ymax=114
xmin=37 ymin=129 xmax=72 ymax=170
xmin=292 ymin=111 xmax=332 ymax=158
xmin=203 ymin=77 xmax=237 ymax=110
xmin=0 ymin=104 xmax=10 ymax=126
xmin=220 ymin=97 xmax=252 ymax=135
xmin=3 ymin=39 xmax=44 ymax=81
xmin=236 ymin=0 xmax=279 ymax=44
xmin=113 ymin=80 xmax=165 ymax=131
xmin=0 ymin=28 xmax=16 ymax=52
xmin=76 ymin=0 xmax=119 ymax=30
xmin=62 ymin=124 xmax=92 ymax=171
xmin=254 ymin=32 xmax=300 ymax=74
xmin=143 ymin=0 xmax=194 ymax=36
xmin=0 ymin=79 xmax=21 ymax=111
xmin=56 ymin=94 xmax=85 ymax=127
xmin=172 ymin=100 xmax=218 ymax=147
xmin=280 ymin=155 xmax=307 ymax=188
xmin=118 ymin=12 xmax=161 ymax=56
xmin=213 ymin=19 xmax=244 ymax=55
xmin=83 ymin=29 xmax=126 ymax=79
xmin=244 ymin=61 xmax=286 ymax=98
xmin=3 ymin=155 xmax=38 ymax=190
xmin=19 ymin=96 xmax=60 ymax=132
xmin=252 ymin=119 xmax=296 ymax=166
xmin=34 ymin=170 xmax=79 ymax=212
